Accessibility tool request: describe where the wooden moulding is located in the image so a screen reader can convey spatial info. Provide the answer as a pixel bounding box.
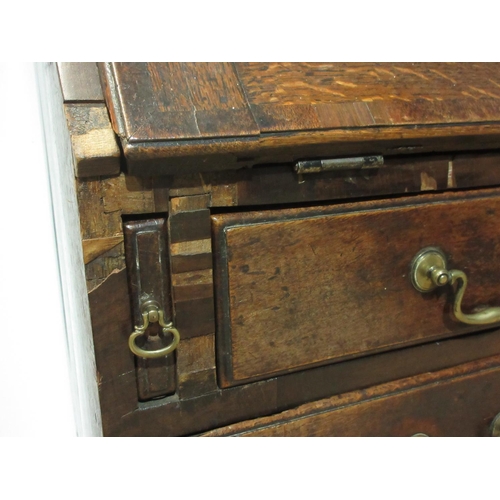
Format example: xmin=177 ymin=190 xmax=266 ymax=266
xmin=120 ymin=124 xmax=500 ymax=177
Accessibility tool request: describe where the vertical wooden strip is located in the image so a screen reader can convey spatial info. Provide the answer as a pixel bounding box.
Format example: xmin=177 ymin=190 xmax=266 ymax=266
xmin=169 ymin=195 xmax=218 ymax=398
xmin=177 ymin=335 xmax=217 ymax=398
xmin=124 ymin=218 xmax=177 ymax=400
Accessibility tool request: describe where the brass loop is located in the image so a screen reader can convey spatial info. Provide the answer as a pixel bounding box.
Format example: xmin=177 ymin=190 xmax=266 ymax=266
xmin=411 ymin=247 xmax=500 ymax=326
xmin=129 ymin=325 xmax=180 ymax=359
xmin=128 ymin=302 xmax=180 ymax=359
xmin=449 ymin=269 xmax=500 ymax=325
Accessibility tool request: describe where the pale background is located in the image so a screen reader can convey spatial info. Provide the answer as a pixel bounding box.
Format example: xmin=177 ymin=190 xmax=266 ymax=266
xmin=0 ymin=62 xmax=77 ymax=436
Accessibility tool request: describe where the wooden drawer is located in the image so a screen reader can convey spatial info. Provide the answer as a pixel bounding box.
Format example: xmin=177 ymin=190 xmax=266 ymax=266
xmin=212 ymin=189 xmax=500 ymax=387
xmin=203 ymin=355 xmax=500 ymax=436
xmin=54 ymin=63 xmax=500 ymax=437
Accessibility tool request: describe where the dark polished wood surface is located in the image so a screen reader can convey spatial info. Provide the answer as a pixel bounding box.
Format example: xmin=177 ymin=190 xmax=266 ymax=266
xmin=236 ymin=63 xmax=500 ymax=132
xmin=99 ymin=63 xmax=500 ymax=175
xmin=71 ymin=63 xmax=500 ymax=436
xmin=89 ymin=261 xmax=500 ymax=436
xmin=123 ymin=218 xmax=176 ymax=400
xmin=203 ymin=354 xmax=500 ymax=437
xmin=105 ymin=63 xmax=500 ymax=141
xmin=213 ymin=188 xmax=500 ymax=386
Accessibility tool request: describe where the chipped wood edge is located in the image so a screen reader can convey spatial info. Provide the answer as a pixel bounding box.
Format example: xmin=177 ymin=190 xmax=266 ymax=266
xmin=64 ymin=103 xmax=121 ymax=178
xmin=82 ymin=235 xmax=124 ymax=264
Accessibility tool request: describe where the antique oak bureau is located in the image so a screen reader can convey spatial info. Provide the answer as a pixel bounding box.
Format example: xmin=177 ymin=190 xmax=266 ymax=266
xmin=59 ymin=63 xmax=500 ymax=436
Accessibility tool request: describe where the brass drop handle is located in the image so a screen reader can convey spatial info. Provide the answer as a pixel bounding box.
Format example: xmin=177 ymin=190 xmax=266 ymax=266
xmin=128 ymin=299 xmax=180 ymax=359
xmin=411 ymin=247 xmax=500 ymax=326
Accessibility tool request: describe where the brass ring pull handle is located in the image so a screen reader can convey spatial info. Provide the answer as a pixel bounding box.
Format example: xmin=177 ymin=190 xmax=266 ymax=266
xmin=411 ymin=247 xmax=500 ymax=326
xmin=128 ymin=299 xmax=180 ymax=359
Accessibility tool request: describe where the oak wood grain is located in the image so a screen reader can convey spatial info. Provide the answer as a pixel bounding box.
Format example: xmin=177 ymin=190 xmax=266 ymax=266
xmin=235 ymin=63 xmax=500 ymax=130
xmin=84 ymin=242 xmax=125 ymax=292
xmin=99 ymin=62 xmax=500 ymax=175
xmin=77 ymin=151 xmax=500 ymax=288
xmin=89 ymin=268 xmax=500 ymax=435
xmin=104 ymin=62 xmax=258 ymax=141
xmin=177 ymin=334 xmax=217 ymax=398
xmin=82 ymin=235 xmax=124 ymax=264
xmin=169 ymin=196 xmax=216 ymax=340
xmin=124 ymin=218 xmax=176 ymax=400
xmin=88 ymin=269 xmax=137 ymax=434
xmin=202 ymin=354 xmax=500 ymax=437
xmin=121 ymin=124 xmax=500 ymax=176
xmin=64 ymin=103 xmax=121 ymax=177
xmin=213 ymin=188 xmax=500 ymax=386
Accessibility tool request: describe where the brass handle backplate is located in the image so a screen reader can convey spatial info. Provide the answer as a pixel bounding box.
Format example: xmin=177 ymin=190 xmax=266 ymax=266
xmin=490 ymin=412 xmax=500 ymax=437
xmin=411 ymin=247 xmax=500 ymax=325
xmin=128 ymin=299 xmax=180 ymax=359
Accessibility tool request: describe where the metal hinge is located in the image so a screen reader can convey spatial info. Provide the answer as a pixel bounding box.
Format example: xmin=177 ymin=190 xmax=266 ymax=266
xmin=295 ymin=155 xmax=384 ymax=175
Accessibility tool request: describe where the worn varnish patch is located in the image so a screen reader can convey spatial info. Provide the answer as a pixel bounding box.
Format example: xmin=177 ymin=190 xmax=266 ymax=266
xmin=105 ymin=62 xmax=259 ymax=141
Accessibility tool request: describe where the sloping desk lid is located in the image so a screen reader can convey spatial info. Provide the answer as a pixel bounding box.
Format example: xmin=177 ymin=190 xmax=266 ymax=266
xmin=100 ymin=63 xmax=500 ymax=175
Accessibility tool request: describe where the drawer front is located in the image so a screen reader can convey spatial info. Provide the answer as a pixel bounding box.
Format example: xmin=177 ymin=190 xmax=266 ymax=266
xmin=212 ymin=189 xmax=500 ymax=387
xmin=203 ymin=355 xmax=500 ymax=437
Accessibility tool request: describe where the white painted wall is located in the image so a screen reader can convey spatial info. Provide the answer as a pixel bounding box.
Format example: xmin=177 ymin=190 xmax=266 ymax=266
xmin=0 ymin=62 xmax=101 ymax=436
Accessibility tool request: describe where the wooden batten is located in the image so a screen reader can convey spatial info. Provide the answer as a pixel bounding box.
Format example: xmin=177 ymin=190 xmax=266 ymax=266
xmin=57 ymin=63 xmax=121 ymax=178
xmin=169 ymin=195 xmax=218 ymax=397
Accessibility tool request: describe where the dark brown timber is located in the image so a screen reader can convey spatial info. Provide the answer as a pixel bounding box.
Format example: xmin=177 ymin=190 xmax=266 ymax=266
xmin=213 ymin=188 xmax=500 ymax=386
